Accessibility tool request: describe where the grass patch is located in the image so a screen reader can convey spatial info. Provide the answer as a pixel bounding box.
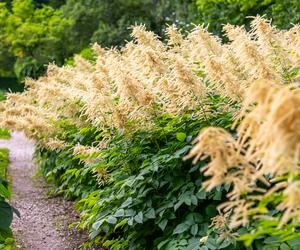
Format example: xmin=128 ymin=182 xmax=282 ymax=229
xmin=0 ymin=129 xmax=10 ymax=140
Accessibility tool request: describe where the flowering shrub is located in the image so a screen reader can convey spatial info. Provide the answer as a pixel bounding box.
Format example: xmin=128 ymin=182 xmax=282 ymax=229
xmin=1 ymin=17 xmax=300 ymax=249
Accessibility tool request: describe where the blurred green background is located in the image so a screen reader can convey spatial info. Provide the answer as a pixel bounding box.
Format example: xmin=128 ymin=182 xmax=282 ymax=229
xmin=0 ymin=0 xmax=299 ymax=91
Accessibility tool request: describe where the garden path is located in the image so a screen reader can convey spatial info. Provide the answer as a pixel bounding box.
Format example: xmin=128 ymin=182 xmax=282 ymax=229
xmin=0 ymin=132 xmax=89 ymax=250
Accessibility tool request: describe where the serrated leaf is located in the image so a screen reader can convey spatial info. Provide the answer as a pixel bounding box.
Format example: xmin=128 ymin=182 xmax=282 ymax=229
xmin=173 ymin=223 xmax=190 ymax=235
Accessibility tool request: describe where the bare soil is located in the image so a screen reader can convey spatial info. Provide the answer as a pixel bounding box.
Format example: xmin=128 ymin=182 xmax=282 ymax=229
xmin=0 ymin=132 xmax=93 ymax=250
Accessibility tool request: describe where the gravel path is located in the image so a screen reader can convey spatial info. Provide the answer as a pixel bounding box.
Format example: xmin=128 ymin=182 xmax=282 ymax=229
xmin=0 ymin=132 xmax=90 ymax=250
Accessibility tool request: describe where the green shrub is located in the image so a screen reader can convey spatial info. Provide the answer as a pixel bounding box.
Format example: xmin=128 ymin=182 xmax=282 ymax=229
xmin=0 ymin=148 xmax=17 ymax=250
xmin=0 ymin=129 xmax=10 ymax=140
xmin=35 ymin=97 xmax=267 ymax=249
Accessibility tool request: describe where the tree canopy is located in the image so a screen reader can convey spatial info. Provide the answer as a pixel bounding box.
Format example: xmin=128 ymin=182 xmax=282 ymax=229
xmin=0 ymin=0 xmax=72 ymax=79
xmin=0 ymin=0 xmax=300 ymax=81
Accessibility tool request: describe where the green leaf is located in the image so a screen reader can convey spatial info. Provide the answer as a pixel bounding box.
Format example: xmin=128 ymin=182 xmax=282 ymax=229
xmin=199 ymin=246 xmax=209 ymax=250
xmin=205 ymin=204 xmax=217 ymax=217
xmin=114 ymin=209 xmax=125 ymax=217
xmin=184 ymin=195 xmax=192 ymax=206
xmin=145 ymin=208 xmax=155 ymax=219
xmin=0 ymin=201 xmax=13 ymax=230
xmin=173 ymin=223 xmax=190 ymax=235
xmin=121 ymin=197 xmax=132 ymax=208
xmin=176 ymin=132 xmax=186 ymax=142
xmin=191 ymin=224 xmax=198 ymax=236
xmin=280 ymin=243 xmax=290 ymax=250
xmin=219 ymin=239 xmax=232 ymax=249
xmin=106 ymin=216 xmax=117 ymax=224
xmin=134 ymin=212 xmax=143 ymax=224
xmin=158 ymin=219 xmax=168 ymax=231
xmin=187 ymin=238 xmax=200 ymax=250
xmin=157 ymin=239 xmax=170 ymax=249
xmin=92 ymin=220 xmax=103 ymax=231
xmin=174 ymin=200 xmax=184 ymax=211
xmin=205 ymin=238 xmax=218 ymax=250
xmin=264 ymin=236 xmax=281 ymax=244
xmin=191 ymin=195 xmax=198 ymax=206
xmin=174 ymin=145 xmax=192 ymax=158
xmin=287 ymin=237 xmax=300 ymax=249
xmin=125 ymin=209 xmax=134 ymax=217
xmin=0 ymin=184 xmax=10 ymax=199
xmin=212 ymin=191 xmax=222 ymax=200
xmin=114 ymin=219 xmax=128 ymax=230
xmin=196 ymin=189 xmax=207 ymax=199
xmin=127 ymin=217 xmax=134 ymax=226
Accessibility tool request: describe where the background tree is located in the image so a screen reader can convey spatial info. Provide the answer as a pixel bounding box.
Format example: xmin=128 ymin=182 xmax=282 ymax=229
xmin=61 ymin=0 xmax=198 ymax=49
xmin=1 ymin=0 xmax=300 ymax=82
xmin=194 ymin=0 xmax=300 ymax=35
xmin=0 ymin=0 xmax=72 ymax=80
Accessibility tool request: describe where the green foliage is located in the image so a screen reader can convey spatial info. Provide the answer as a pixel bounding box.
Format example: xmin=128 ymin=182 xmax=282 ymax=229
xmin=0 ymin=129 xmax=10 ymax=140
xmin=0 ymin=77 xmax=22 ymax=92
xmin=2 ymin=0 xmax=299 ymax=81
xmin=0 ymin=148 xmax=17 ymax=249
xmin=64 ymin=47 xmax=96 ymax=66
xmin=34 ymin=97 xmax=266 ymax=249
xmin=0 ymin=0 xmax=73 ymax=79
xmin=194 ymin=0 xmax=300 ymax=36
xmin=0 ymin=0 xmax=198 ymax=79
xmin=34 ymin=90 xmax=300 ymax=249
xmin=0 ymin=91 xmax=5 ymax=102
xmin=0 ymin=149 xmax=9 ymax=178
xmin=75 ymin=112 xmax=235 ymax=250
xmin=237 ymin=180 xmax=300 ymax=248
xmin=61 ymin=0 xmax=197 ymax=48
